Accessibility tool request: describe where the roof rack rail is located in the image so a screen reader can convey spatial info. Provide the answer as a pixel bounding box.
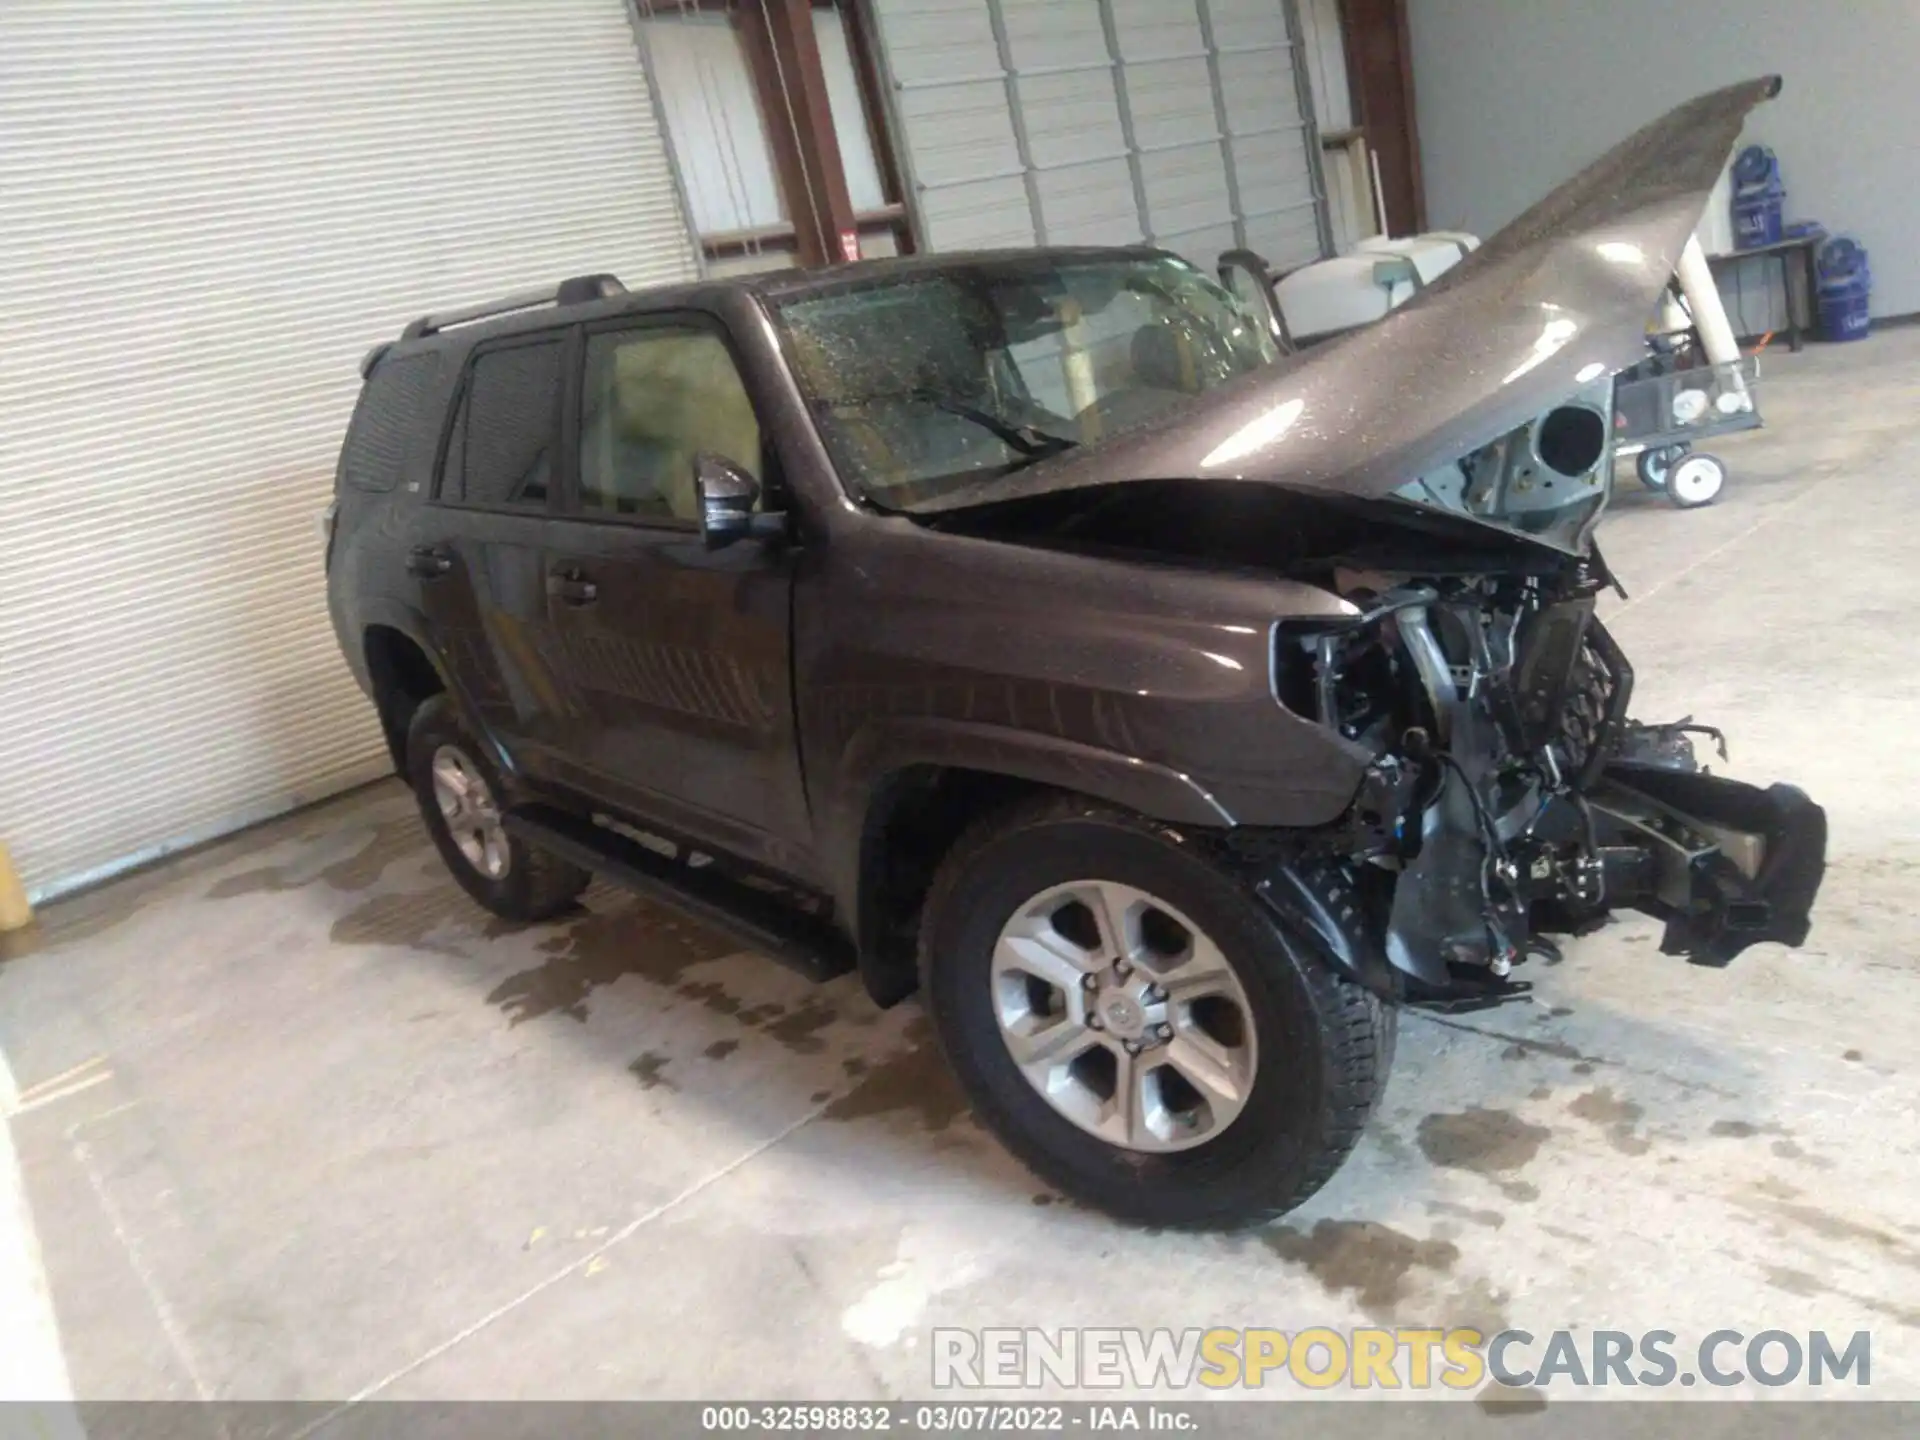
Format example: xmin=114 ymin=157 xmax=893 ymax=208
xmin=400 ymin=272 xmax=626 ymax=341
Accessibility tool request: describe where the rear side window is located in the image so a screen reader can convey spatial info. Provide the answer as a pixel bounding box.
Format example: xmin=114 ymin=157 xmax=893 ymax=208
xmin=441 ymin=339 xmax=564 ymax=509
xmin=340 ymin=352 xmax=441 ymax=492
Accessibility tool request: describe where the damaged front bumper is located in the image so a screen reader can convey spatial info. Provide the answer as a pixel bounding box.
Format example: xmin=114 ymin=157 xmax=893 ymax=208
xmin=1587 ymin=763 xmax=1827 ymax=966
xmin=1251 ymin=587 xmax=1829 ymax=1011
xmin=1253 ymin=754 xmax=1829 ymax=1013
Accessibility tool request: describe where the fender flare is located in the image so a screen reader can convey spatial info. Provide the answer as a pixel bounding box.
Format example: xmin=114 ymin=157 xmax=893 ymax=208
xmin=837 ymin=717 xmax=1236 ymax=835
xmin=355 ymin=601 xmax=469 ymax=769
xmin=824 ymin=718 xmax=1237 ymax=1004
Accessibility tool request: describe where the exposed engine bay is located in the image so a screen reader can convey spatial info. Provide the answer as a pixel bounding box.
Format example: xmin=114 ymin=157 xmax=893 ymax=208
xmin=1248 ymin=403 xmax=1828 ymax=1010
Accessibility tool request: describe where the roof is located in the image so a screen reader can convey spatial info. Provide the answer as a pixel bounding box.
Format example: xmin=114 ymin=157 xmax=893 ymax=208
xmin=377 ymin=244 xmax=1175 ymax=362
xmin=736 ymin=244 xmax=1169 ymax=300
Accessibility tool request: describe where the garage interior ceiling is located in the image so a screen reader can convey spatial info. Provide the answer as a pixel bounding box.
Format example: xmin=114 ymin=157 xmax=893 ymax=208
xmin=0 ymin=0 xmax=700 ymax=903
xmin=871 ymin=0 xmax=1331 ymax=271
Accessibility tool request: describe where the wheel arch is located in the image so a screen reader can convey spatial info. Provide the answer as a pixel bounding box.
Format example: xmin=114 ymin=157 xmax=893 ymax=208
xmin=363 ymin=619 xmax=449 ymax=773
xmin=837 ymin=719 xmax=1236 ymax=1007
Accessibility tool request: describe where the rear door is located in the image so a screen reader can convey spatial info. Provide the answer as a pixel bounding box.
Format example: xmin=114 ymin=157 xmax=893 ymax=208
xmin=417 ymin=332 xmax=574 ymax=783
xmin=541 ymin=311 xmax=812 ymax=879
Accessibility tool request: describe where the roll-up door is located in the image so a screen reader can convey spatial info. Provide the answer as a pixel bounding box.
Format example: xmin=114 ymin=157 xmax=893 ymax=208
xmin=0 ymin=1 xmax=700 ymax=903
xmin=870 ymin=0 xmax=1329 ymax=267
xmin=1205 ymin=0 xmax=1328 ymax=270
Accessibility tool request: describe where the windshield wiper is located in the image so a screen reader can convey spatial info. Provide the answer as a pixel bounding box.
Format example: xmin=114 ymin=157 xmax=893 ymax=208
xmin=907 ymin=389 xmax=1078 ymax=459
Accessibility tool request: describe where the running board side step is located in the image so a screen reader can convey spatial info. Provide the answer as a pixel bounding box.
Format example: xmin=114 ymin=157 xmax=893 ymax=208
xmin=503 ymin=806 xmax=855 ymax=984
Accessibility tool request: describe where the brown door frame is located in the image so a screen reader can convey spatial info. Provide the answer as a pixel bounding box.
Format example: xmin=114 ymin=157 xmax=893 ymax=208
xmin=643 ymin=0 xmax=917 ymax=268
xmin=740 ymin=0 xmax=856 ymax=266
xmin=1337 ymin=0 xmax=1427 ymax=236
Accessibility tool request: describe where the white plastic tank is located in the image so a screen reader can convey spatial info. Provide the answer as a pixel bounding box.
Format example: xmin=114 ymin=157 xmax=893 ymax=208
xmin=1275 ymin=231 xmax=1482 ymax=344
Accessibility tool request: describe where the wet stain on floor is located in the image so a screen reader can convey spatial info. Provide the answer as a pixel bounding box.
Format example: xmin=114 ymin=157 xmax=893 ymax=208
xmin=629 ymin=1052 xmax=675 ymax=1090
xmin=1711 ymin=1119 xmax=1763 ymax=1137
xmin=704 ymin=1039 xmax=740 ymax=1061
xmin=486 ymin=902 xmax=739 ymax=1024
xmin=1566 ymin=1087 xmax=1650 ymax=1156
xmin=330 ymin=888 xmax=519 ymax=955
xmin=1426 ymin=1200 xmax=1507 ymax=1230
xmin=763 ymin=999 xmax=840 ymax=1055
xmin=1763 ymin=1263 xmax=1920 ymax=1329
xmin=1770 ymin=1138 xmax=1834 ymax=1169
xmin=1744 ymin=1193 xmax=1920 ymax=1269
xmin=1418 ymin=1108 xmax=1551 ymax=1204
xmin=1765 ymin=1264 xmax=1822 ymax=1298
xmin=1368 ymin=1127 xmax=1417 ymax=1166
xmin=1262 ymin=1220 xmax=1460 ymax=1320
xmin=1440 ymin=1275 xmax=1512 ymax=1335
xmin=208 ymin=817 xmax=423 ymax=899
xmin=1475 ymin=1382 xmax=1548 ymax=1415
xmin=821 ymin=1020 xmax=968 ymax=1131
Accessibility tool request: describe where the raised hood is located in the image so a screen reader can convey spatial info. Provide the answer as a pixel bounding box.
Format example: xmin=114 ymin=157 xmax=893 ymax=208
xmin=908 ymin=76 xmax=1781 ymax=527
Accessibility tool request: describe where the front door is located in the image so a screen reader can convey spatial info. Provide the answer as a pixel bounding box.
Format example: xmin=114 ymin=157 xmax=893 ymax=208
xmin=416 ymin=331 xmax=573 ymax=784
xmin=542 ymin=313 xmax=812 ymax=880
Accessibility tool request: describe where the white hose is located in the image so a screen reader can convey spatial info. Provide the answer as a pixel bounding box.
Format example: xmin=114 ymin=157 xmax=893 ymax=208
xmin=1676 ymin=235 xmax=1752 ymax=407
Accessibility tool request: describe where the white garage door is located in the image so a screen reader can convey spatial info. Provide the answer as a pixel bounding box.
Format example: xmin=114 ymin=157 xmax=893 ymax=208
xmin=0 ymin=1 xmax=699 ymax=903
xmin=869 ymin=0 xmax=1329 ymax=268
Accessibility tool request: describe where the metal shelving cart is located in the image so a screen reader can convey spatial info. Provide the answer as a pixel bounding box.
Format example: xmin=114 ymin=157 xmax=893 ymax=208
xmin=1612 ymin=287 xmax=1764 ymax=508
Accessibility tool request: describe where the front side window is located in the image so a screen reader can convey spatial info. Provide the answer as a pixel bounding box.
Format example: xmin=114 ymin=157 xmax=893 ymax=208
xmin=443 ymin=340 xmax=563 ymax=509
xmin=774 ymin=254 xmax=1278 ymax=508
xmin=578 ymin=326 xmax=762 ymax=522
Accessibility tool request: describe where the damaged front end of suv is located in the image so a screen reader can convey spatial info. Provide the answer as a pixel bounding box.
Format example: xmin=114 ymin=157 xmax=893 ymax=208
xmin=1253 ymin=423 xmax=1829 ymax=1012
xmin=904 ymin=75 xmax=1826 ymax=1012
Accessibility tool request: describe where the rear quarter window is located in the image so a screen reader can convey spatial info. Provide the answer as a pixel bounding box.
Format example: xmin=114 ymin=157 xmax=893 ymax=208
xmin=339 ymin=352 xmax=443 ymax=493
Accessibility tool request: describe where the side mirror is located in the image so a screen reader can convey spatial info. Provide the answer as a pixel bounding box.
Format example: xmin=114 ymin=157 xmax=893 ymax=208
xmin=1217 ymin=248 xmax=1294 ymax=353
xmin=694 ymin=453 xmax=780 ymax=551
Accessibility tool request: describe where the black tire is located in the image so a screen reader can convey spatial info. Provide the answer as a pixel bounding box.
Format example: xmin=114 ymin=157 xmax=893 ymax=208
xmin=919 ymin=796 xmax=1395 ymax=1229
xmin=1636 ymin=443 xmax=1687 ymax=490
xmin=405 ymin=694 xmax=590 ymax=922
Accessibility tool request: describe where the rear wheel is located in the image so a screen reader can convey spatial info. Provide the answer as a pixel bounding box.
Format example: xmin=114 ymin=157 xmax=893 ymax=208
xmin=1666 ymin=451 xmax=1727 ymax=508
xmin=405 ymin=695 xmax=589 ymax=922
xmin=920 ymin=797 xmax=1394 ymax=1228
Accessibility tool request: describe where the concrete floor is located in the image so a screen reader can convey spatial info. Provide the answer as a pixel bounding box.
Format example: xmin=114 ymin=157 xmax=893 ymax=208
xmin=4 ymin=330 xmax=1920 ymax=1405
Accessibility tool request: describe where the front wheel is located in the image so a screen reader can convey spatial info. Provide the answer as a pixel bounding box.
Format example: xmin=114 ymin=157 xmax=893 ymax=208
xmin=919 ymin=798 xmax=1395 ymax=1229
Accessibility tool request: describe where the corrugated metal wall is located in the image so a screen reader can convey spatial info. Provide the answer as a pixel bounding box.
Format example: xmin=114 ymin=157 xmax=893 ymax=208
xmin=871 ymin=0 xmax=1328 ymax=268
xmin=0 ymin=1 xmax=700 ymax=903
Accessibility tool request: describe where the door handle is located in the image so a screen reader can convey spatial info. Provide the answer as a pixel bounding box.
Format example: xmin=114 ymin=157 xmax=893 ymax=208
xmin=547 ymin=568 xmax=599 ymax=606
xmin=406 ymin=544 xmax=453 ymax=578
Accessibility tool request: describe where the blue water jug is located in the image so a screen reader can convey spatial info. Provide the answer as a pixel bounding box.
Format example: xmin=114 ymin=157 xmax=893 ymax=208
xmin=1815 ymin=236 xmax=1871 ymax=342
xmin=1731 ymin=144 xmax=1784 ymax=249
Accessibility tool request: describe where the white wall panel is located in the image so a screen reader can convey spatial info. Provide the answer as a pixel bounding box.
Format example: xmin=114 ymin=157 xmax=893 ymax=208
xmin=1409 ymin=0 xmax=1920 ymax=316
xmin=0 ymin=1 xmax=698 ymax=901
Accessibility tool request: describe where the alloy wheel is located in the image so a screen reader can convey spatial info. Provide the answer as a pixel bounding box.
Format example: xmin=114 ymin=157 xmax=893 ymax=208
xmin=990 ymin=879 xmax=1258 ymax=1153
xmin=430 ymin=744 xmax=510 ymax=880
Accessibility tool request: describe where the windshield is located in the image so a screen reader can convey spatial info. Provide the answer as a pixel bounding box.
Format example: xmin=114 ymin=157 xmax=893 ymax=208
xmin=773 ymin=254 xmax=1280 ymax=508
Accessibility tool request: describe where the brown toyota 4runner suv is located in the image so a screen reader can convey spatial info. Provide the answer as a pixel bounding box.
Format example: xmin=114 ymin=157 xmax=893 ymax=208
xmin=327 ymin=78 xmax=1822 ymax=1228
